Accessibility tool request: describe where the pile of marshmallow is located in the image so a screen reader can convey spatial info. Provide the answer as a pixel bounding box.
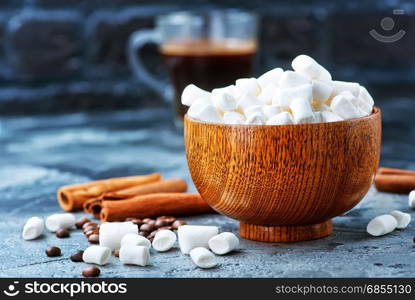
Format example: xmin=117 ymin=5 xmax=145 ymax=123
xmin=182 ymin=55 xmax=374 ymax=125
xmin=22 ymin=213 xmax=238 ymax=269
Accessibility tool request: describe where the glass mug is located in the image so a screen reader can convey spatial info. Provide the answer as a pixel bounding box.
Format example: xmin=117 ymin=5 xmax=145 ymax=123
xmin=128 ymin=10 xmax=258 ymax=120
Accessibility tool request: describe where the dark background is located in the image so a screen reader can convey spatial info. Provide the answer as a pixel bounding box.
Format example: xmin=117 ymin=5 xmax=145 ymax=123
xmin=0 ymin=0 xmax=414 ymax=115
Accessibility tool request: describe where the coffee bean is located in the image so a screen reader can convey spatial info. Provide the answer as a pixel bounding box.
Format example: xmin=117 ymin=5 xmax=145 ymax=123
xmin=157 ymin=216 xmax=176 ymax=224
xmin=83 ymin=226 xmax=98 ymax=235
xmin=155 ymin=219 xmax=169 ymax=228
xmin=82 ymin=222 xmax=97 ymax=230
xmin=147 ymin=231 xmax=157 ymax=240
xmin=84 ymin=229 xmax=99 ymax=237
xmin=172 ymin=220 xmax=186 ymax=230
xmin=142 ymin=218 xmax=154 ymax=224
xmin=131 ymin=218 xmax=143 ymax=225
xmin=56 ymin=228 xmax=70 ymax=238
xmin=45 ymin=246 xmax=61 ymax=257
xmin=125 ymin=217 xmax=135 ymax=221
xmin=138 ymin=231 xmax=148 ymax=237
xmin=157 ymin=226 xmax=172 ymax=231
xmin=140 ymin=223 xmax=156 ymax=232
xmin=88 ymin=234 xmax=100 ymax=244
xmin=70 ymin=250 xmax=84 ymax=262
xmin=82 ymin=266 xmax=100 ymax=277
xmin=113 ymin=249 xmax=120 ymax=257
xmin=75 ymin=217 xmax=90 ymax=229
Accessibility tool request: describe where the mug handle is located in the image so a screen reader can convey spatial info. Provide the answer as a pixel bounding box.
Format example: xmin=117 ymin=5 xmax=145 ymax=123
xmin=127 ymin=29 xmax=173 ymax=102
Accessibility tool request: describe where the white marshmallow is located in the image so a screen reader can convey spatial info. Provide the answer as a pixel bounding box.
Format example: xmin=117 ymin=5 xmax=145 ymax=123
xmin=273 ymin=84 xmax=312 ymax=108
xmin=236 ymin=92 xmax=262 ymax=112
xmin=367 ymin=215 xmax=398 ymax=236
xmin=317 ymin=67 xmax=332 ymax=82
xmin=350 ymin=86 xmax=374 ymax=115
xmin=257 ymin=83 xmax=278 ymax=104
xmin=312 ymin=111 xmax=322 ymax=123
xmin=189 ymin=247 xmax=217 ymax=269
xmin=223 ymin=111 xmax=245 ymax=124
xmin=321 ymin=110 xmax=343 ymax=123
xmin=45 ymin=213 xmax=76 ymax=232
xmin=187 ymin=98 xmax=210 ymax=119
xmin=257 ymin=67 xmax=283 ymax=88
xmin=409 ymin=190 xmax=415 ymax=208
xmin=119 ymin=245 xmax=150 ymax=266
xmin=389 ymin=210 xmax=411 ymax=229
xmin=278 ymin=71 xmax=310 ymax=88
xmin=266 ymin=112 xmax=294 ymax=125
xmin=195 ymin=104 xmax=222 ymax=123
xmin=292 ymin=54 xmax=325 ymax=79
xmin=312 ymin=79 xmax=333 ymax=103
xmin=121 ymin=233 xmax=151 ymax=249
xmin=262 ymin=105 xmax=282 ymax=119
xmin=152 ymin=230 xmax=177 ymax=252
xmin=316 ymin=103 xmax=331 ymax=111
xmin=178 ymin=225 xmax=219 ymax=254
xmin=22 ymin=216 xmax=44 ymax=240
xmin=211 ymin=89 xmax=237 ymax=112
xmin=208 ymin=232 xmax=239 ymax=255
xmin=181 ymin=84 xmax=210 ymax=106
xmin=99 ymin=221 xmax=138 ymax=250
xmin=290 ymin=97 xmax=315 ymax=124
xmin=331 ymin=81 xmax=360 ymax=98
xmin=235 ymin=78 xmax=261 ymax=96
xmin=244 ymin=105 xmax=264 ymax=118
xmin=330 ymin=92 xmax=364 ymax=119
xmin=358 ymin=85 xmax=374 ymax=107
xmin=245 ymin=112 xmax=265 ymax=125
xmin=83 ymin=245 xmax=111 ymax=265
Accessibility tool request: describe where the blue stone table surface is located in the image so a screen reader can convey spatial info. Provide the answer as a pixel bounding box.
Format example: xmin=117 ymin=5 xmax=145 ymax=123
xmin=0 ymin=98 xmax=414 ymax=278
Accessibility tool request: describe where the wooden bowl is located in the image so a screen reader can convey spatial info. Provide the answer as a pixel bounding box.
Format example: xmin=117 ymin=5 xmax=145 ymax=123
xmin=184 ymin=107 xmax=382 ymax=242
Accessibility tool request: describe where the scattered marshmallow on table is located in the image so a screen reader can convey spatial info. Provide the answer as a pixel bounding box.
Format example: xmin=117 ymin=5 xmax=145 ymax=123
xmin=121 ymin=233 xmax=151 ymax=249
xmin=182 ymin=54 xmax=374 ymax=125
xmin=189 ymin=247 xmax=217 ymax=269
xmin=178 ymin=225 xmax=219 ymax=254
xmin=83 ymin=245 xmax=112 ymax=265
xmin=152 ymin=230 xmax=177 ymax=252
xmin=409 ymin=190 xmax=415 ymax=208
xmin=99 ymin=221 xmax=138 ymax=250
xmin=22 ymin=216 xmax=44 ymax=240
xmin=367 ymin=215 xmax=398 ymax=236
xmin=208 ymin=232 xmax=239 ymax=255
xmin=45 ymin=213 xmax=76 ymax=232
xmin=119 ymin=245 xmax=150 ymax=266
xmin=389 ymin=210 xmax=411 ymax=229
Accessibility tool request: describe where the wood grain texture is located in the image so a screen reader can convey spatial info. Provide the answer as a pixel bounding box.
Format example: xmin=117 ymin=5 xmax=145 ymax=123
xmin=184 ymin=107 xmax=382 ymax=242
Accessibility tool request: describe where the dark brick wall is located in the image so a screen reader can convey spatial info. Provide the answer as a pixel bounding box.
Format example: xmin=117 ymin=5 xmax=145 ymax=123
xmin=0 ymin=0 xmax=414 ymax=115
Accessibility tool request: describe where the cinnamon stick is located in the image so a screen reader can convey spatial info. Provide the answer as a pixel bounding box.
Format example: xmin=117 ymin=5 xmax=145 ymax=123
xmin=84 ymin=178 xmax=188 ymax=218
xmin=57 ymin=173 xmax=161 ymax=211
xmin=374 ymin=174 xmax=415 ymax=194
xmin=377 ymin=167 xmax=415 ymax=176
xmin=100 ymin=193 xmax=213 ymax=221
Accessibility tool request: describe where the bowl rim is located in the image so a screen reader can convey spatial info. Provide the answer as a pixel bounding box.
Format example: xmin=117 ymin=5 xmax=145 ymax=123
xmin=185 ymin=106 xmax=381 ymax=128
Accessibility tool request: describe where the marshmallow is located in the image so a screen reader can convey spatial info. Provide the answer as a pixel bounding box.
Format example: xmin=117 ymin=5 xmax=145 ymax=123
xmin=178 ymin=225 xmax=219 ymax=254
xmin=316 ymin=104 xmax=331 ymax=111
xmin=211 ymin=89 xmax=237 ymax=112
xmin=292 ymin=54 xmax=326 ymax=79
xmin=187 ymin=98 xmax=210 ymax=119
xmin=278 ymin=71 xmax=310 ymax=88
xmin=257 ymin=67 xmax=283 ymax=88
xmin=330 ymin=92 xmax=364 ymax=119
xmin=121 ymin=233 xmax=151 ymax=249
xmin=208 ymin=232 xmax=239 ymax=255
xmin=99 ymin=221 xmax=138 ymax=250
xmin=236 ymin=92 xmax=262 ymax=112
xmin=119 ymin=245 xmax=150 ymax=266
xmin=22 ymin=216 xmax=44 ymax=240
xmin=152 ymin=230 xmax=177 ymax=252
xmin=358 ymin=85 xmax=374 ymax=107
xmin=189 ymin=247 xmax=217 ymax=269
xmin=235 ymin=78 xmax=261 ymax=96
xmin=266 ymin=112 xmax=294 ymax=125
xmin=350 ymin=86 xmax=374 ymax=115
xmin=367 ymin=215 xmax=398 ymax=236
xmin=317 ymin=67 xmax=332 ymax=82
xmin=223 ymin=111 xmax=245 ymax=124
xmin=331 ymin=81 xmax=360 ymax=98
xmin=181 ymin=84 xmax=210 ymax=106
xmin=389 ymin=210 xmax=411 ymax=229
xmin=273 ymin=84 xmax=312 ymax=108
xmin=321 ymin=110 xmax=343 ymax=123
xmin=409 ymin=190 xmax=415 ymax=208
xmin=83 ymin=245 xmax=112 ymax=265
xmin=245 ymin=112 xmax=265 ymax=125
xmin=45 ymin=213 xmax=76 ymax=232
xmin=289 ymin=97 xmax=315 ymax=124
xmin=262 ymin=105 xmax=282 ymax=119
xmin=312 ymin=79 xmax=333 ymax=103
xmin=244 ymin=105 xmax=264 ymax=118
xmin=257 ymin=83 xmax=278 ymax=104
xmin=195 ymin=105 xmax=222 ymax=123
xmin=312 ymin=111 xmax=322 ymax=123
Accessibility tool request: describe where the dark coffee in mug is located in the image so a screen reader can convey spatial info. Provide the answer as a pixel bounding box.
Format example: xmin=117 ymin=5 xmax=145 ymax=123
xmin=161 ymin=39 xmax=256 ymax=118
